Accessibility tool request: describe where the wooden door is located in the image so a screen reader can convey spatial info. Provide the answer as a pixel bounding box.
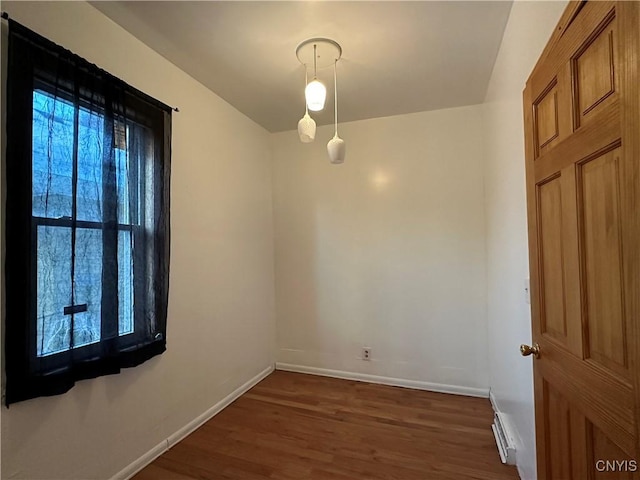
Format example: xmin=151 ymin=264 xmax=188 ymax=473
xmin=523 ymin=1 xmax=640 ymax=478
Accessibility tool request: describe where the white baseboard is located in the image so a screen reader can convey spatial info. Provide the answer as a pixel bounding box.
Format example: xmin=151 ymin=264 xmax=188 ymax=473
xmin=112 ymin=440 xmax=167 ymax=480
xmin=111 ymin=364 xmax=274 ymax=480
xmin=275 ymin=362 xmax=489 ymax=398
xmin=489 ymin=389 xmax=500 ymax=413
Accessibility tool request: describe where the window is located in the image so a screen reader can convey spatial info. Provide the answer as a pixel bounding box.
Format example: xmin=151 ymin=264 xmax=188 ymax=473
xmin=32 ymin=90 xmax=139 ymax=358
xmin=5 ymin=20 xmax=171 ymax=404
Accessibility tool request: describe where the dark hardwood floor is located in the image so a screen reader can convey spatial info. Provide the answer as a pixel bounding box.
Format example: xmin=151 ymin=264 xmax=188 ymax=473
xmin=134 ymin=371 xmax=519 ymax=480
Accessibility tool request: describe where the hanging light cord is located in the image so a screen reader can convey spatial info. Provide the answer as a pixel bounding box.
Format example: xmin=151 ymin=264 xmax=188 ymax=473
xmin=304 ymin=67 xmax=309 ymax=115
xmin=313 ymin=44 xmax=318 ymax=79
xmin=334 ymin=59 xmax=338 ymax=136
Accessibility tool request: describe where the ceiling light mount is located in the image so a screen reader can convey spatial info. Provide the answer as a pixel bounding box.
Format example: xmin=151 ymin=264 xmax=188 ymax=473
xmin=295 ymin=38 xmax=342 ymax=69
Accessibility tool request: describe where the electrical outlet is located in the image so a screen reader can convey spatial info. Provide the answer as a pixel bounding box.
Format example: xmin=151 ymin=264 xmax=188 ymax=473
xmin=362 ymin=347 xmax=371 ymax=361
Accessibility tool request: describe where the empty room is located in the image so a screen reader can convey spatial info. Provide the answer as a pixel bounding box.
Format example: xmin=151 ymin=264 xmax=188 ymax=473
xmin=1 ymin=1 xmax=639 ymax=479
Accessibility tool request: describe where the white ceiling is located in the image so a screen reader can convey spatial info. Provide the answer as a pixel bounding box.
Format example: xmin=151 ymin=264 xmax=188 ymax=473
xmin=92 ymin=1 xmax=513 ymax=133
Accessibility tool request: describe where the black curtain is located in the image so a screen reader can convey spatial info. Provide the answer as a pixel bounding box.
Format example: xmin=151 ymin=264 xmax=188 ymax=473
xmin=5 ymin=19 xmax=171 ymax=405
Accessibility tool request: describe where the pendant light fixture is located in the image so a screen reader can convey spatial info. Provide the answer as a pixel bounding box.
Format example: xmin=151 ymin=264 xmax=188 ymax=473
xmin=327 ymin=59 xmax=346 ymax=164
xmin=297 ymin=67 xmax=316 ymax=143
xmin=296 ymin=38 xmax=345 ymax=163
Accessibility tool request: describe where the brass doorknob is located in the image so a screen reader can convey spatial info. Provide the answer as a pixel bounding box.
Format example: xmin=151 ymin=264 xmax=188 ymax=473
xmin=520 ymin=343 xmax=540 ymax=358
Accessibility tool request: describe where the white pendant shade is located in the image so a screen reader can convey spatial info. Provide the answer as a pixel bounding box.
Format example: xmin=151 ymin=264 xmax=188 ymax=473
xmin=305 ymin=79 xmax=326 ymax=112
xmin=327 ymin=134 xmax=346 ymax=164
xmin=297 ymin=112 xmax=316 ymax=143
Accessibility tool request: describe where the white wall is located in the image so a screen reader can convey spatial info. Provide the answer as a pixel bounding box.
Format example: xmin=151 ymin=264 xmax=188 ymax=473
xmin=1 ymin=2 xmax=276 ymax=479
xmin=272 ymin=106 xmax=489 ymax=394
xmin=482 ymin=2 xmax=567 ymax=479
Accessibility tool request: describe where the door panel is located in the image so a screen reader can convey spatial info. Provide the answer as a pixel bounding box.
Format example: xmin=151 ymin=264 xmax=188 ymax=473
xmin=538 ymin=176 xmax=567 ymax=341
xmin=590 ymin=422 xmax=635 ymax=480
xmin=534 ymin=80 xmax=561 ymax=156
xmin=545 ymin=382 xmax=574 ymax=479
xmin=572 ymin=11 xmax=617 ymax=127
xmin=524 ymin=2 xmax=640 ymax=478
xmin=579 ymin=147 xmax=628 ymax=378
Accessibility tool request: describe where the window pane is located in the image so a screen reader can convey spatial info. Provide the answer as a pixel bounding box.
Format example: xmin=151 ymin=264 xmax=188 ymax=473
xmin=37 ymin=226 xmax=72 ymax=356
xmin=32 ymin=92 xmax=134 ymax=224
xmin=32 ymin=91 xmax=75 ymax=219
xmin=76 ymin=107 xmax=104 ymax=222
xmin=116 ymin=144 xmax=133 ymax=225
xmin=118 ymin=230 xmax=134 ymax=335
xmin=36 ymin=226 xmax=103 ymax=357
xmin=73 ymin=228 xmax=103 ymax=348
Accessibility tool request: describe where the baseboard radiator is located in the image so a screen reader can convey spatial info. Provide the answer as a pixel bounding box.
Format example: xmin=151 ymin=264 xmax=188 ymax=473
xmin=491 ymin=412 xmax=516 ymax=465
